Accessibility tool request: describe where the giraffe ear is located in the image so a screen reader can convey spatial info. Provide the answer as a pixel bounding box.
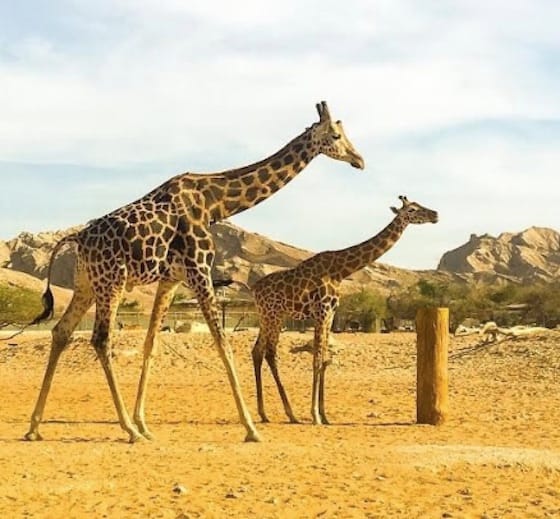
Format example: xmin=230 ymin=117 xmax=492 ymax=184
xmin=390 ymin=206 xmax=399 ymax=214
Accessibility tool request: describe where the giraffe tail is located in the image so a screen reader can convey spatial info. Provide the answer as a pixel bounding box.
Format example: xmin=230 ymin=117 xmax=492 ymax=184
xmin=212 ymin=277 xmax=253 ymax=293
xmin=212 ymin=278 xmax=235 ymax=289
xmin=30 ymin=234 xmax=78 ymax=325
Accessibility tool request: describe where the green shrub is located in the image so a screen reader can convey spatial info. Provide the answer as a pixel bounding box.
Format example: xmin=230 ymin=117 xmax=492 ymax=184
xmin=388 ymin=279 xmax=560 ymax=330
xmin=0 ymin=285 xmax=43 ymax=325
xmin=336 ymin=289 xmax=387 ymax=332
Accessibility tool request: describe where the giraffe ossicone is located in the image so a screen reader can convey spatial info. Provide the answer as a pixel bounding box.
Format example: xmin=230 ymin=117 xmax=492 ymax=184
xmin=24 ymin=101 xmax=365 ymax=443
xmin=248 ymin=195 xmax=438 ymax=425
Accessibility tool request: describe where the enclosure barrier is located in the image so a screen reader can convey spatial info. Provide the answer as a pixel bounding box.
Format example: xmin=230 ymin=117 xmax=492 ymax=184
xmin=415 ymin=307 xmax=449 ymax=425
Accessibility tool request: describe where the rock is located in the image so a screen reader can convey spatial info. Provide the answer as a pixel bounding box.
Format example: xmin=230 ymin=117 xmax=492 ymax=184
xmin=172 ymin=483 xmax=188 ymax=495
xmin=438 ymin=226 xmax=560 ymax=284
xmin=0 ymin=240 xmax=10 ymax=267
xmin=2 ymin=221 xmax=558 ymax=305
xmin=0 ymin=222 xmax=457 ymax=300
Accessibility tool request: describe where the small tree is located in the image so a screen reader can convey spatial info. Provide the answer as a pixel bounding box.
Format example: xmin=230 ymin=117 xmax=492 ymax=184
xmin=389 ymin=279 xmax=485 ymax=332
xmin=337 ymin=288 xmax=387 ymax=332
xmin=516 ymin=282 xmax=560 ymax=326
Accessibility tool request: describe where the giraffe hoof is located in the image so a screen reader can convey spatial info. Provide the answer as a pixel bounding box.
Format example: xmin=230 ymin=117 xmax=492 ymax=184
xmin=23 ymin=431 xmax=43 ymax=441
xmin=135 ymin=421 xmax=155 ymax=440
xmin=140 ymin=430 xmax=155 ymax=441
xmin=127 ymin=430 xmax=146 ymax=444
xmin=244 ymin=430 xmax=262 ymax=443
xmin=288 ymin=418 xmax=301 ymax=425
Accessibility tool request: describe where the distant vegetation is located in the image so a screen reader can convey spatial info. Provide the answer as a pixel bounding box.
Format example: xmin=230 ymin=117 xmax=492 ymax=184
xmin=0 ymin=285 xmax=43 ymax=327
xmin=388 ymin=279 xmax=560 ymax=331
xmin=336 ymin=289 xmax=387 ymax=332
xmin=329 ymin=279 xmax=560 ymax=333
xmin=2 ymin=279 xmax=559 ymax=333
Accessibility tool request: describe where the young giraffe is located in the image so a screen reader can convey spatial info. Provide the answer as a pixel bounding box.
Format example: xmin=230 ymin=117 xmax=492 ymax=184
xmin=24 ymin=101 xmax=364 ymax=443
xmin=250 ymin=196 xmax=438 ymax=425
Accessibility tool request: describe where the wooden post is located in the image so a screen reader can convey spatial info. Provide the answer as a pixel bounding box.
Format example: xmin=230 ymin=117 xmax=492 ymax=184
xmin=416 ymin=307 xmax=449 ymax=425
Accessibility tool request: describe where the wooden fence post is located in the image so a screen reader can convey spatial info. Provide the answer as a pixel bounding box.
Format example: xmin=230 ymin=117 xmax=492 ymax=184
xmin=416 ymin=307 xmax=449 ymax=425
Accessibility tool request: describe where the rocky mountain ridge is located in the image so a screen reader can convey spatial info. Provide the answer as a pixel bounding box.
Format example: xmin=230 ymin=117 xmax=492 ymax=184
xmin=438 ymin=226 xmax=560 ymax=284
xmin=1 ymin=224 xmax=558 ymax=312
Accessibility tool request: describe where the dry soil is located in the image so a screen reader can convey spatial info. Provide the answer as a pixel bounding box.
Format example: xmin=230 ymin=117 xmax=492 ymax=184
xmin=0 ymin=329 xmax=559 ymax=518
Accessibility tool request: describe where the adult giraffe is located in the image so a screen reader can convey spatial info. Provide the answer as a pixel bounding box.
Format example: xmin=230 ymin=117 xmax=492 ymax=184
xmin=25 ymin=101 xmax=365 ymax=443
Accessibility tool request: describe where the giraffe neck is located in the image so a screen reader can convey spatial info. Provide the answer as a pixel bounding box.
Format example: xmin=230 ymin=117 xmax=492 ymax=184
xmin=197 ymin=127 xmax=320 ymax=221
xmin=328 ymin=215 xmax=408 ymax=281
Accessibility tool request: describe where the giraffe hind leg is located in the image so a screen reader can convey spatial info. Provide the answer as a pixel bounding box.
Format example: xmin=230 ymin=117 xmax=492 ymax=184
xmin=251 ymin=334 xmax=269 ymax=423
xmin=92 ymin=287 xmax=143 ymax=443
xmin=25 ymin=281 xmax=94 ymax=441
xmin=133 ymin=280 xmax=180 ymax=439
xmin=264 ymin=342 xmax=300 ymax=424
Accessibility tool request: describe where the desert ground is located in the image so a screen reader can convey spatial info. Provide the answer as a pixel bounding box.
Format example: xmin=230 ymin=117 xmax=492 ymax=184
xmin=0 ymin=327 xmax=559 ymax=518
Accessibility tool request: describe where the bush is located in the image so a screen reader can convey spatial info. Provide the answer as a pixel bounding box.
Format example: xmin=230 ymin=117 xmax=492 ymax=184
xmin=118 ymin=298 xmax=140 ymax=312
xmin=336 ymin=289 xmax=387 ymax=332
xmin=0 ymin=285 xmax=43 ymax=326
xmin=388 ymin=279 xmax=560 ymax=330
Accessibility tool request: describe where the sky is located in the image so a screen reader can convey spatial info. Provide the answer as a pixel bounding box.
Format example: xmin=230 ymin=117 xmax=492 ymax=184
xmin=0 ymin=0 xmax=558 ymax=270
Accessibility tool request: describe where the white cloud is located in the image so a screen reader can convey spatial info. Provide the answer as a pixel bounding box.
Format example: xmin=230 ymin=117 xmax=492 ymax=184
xmin=0 ymin=0 xmax=558 ymax=268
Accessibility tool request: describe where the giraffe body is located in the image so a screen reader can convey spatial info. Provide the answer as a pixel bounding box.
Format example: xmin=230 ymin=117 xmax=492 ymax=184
xmin=25 ymin=101 xmax=364 ymax=443
xmin=250 ymin=196 xmax=438 ymax=424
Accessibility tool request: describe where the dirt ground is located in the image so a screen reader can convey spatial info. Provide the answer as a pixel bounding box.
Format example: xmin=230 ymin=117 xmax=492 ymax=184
xmin=0 ymin=328 xmax=559 ymax=518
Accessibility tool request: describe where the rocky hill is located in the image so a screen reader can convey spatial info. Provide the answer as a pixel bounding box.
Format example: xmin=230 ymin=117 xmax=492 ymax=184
xmin=0 ymin=222 xmax=447 ymax=311
xmin=1 ymin=223 xmax=557 ymax=313
xmin=438 ymin=227 xmax=560 ymax=284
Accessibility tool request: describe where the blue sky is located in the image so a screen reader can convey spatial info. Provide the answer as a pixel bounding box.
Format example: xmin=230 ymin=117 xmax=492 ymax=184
xmin=1 ymin=0 xmax=558 ymax=269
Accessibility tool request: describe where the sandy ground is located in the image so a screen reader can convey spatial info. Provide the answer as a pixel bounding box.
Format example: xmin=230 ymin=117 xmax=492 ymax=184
xmin=0 ymin=328 xmax=559 ymax=518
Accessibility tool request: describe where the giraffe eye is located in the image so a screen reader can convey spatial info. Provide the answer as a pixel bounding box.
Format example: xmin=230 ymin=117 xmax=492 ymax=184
xmin=332 ymin=134 xmax=341 ymax=140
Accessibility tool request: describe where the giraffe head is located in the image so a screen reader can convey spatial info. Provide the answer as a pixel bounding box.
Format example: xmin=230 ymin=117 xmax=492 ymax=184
xmin=308 ymin=101 xmax=365 ymax=169
xmin=390 ymin=195 xmax=438 ymax=224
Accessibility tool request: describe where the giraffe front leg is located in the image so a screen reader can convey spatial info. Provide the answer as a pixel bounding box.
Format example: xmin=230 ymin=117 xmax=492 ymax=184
xmin=311 ymin=346 xmax=323 ymax=425
xmin=133 ymin=280 xmax=180 ymax=440
xmin=318 ymin=360 xmax=330 ymax=425
xmin=188 ymin=267 xmax=261 ymax=442
xmin=318 ymin=313 xmax=335 ymax=425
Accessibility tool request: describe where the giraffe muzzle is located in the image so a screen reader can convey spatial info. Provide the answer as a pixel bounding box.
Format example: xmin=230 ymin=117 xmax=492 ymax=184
xmin=350 ymin=155 xmax=365 ymax=169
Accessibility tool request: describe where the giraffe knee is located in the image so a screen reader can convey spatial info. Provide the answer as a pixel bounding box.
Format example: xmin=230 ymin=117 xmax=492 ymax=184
xmin=251 ymin=342 xmax=264 ymax=362
xmin=91 ymin=325 xmax=110 ymax=354
xmin=51 ymin=324 xmax=71 ymax=350
xmin=264 ymin=348 xmax=277 ymax=365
